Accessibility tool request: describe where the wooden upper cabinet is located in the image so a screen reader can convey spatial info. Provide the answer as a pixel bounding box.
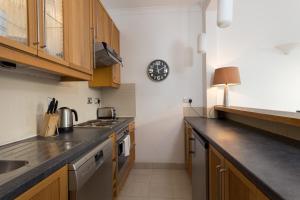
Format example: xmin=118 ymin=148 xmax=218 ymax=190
xmin=90 ymin=0 xmax=121 ymax=88
xmin=94 ymin=0 xmax=111 ymax=44
xmin=16 ymin=166 xmax=68 ymax=200
xmin=111 ymin=23 xmax=120 ymax=52
xmin=37 ymin=0 xmax=69 ymax=66
xmin=68 ymin=0 xmax=93 ymax=74
xmin=0 ymin=0 xmax=38 ymax=55
xmin=0 ymin=0 xmax=92 ymax=80
xmin=111 ymin=23 xmax=121 ymax=85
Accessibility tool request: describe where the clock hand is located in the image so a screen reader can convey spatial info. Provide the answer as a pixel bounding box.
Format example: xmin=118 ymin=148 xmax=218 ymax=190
xmin=158 ymin=66 xmax=166 ymax=73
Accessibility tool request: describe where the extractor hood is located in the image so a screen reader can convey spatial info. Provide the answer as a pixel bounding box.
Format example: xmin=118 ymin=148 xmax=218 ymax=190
xmin=94 ymin=42 xmax=122 ymax=67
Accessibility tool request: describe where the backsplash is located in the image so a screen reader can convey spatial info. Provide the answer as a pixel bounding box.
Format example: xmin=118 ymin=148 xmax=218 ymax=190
xmin=0 ymin=71 xmax=101 ymax=146
xmin=101 ymin=83 xmax=136 ymax=117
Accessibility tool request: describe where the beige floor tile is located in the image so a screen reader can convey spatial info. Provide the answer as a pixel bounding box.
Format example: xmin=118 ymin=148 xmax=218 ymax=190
xmin=149 ymin=184 xmax=173 ymax=198
xmin=148 ymin=197 xmax=173 ymax=200
xmin=151 ymin=169 xmax=174 ymax=176
xmin=172 ymin=173 xmax=191 ymax=188
xmin=128 ymin=173 xmax=152 ymax=183
xmin=119 ymin=169 xmax=192 ymax=200
xmin=131 ymin=169 xmax=153 ymax=175
xmin=173 ymin=185 xmax=192 ymax=199
xmin=117 ymin=197 xmax=147 ymax=200
xmin=173 ymin=179 xmax=191 ymax=188
xmin=150 ymin=173 xmax=173 ymax=186
xmin=120 ymin=182 xmax=149 ymax=198
xmin=173 ymin=198 xmax=192 ymax=200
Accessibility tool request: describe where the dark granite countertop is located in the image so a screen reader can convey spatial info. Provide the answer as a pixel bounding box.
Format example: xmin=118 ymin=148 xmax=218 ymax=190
xmin=0 ymin=117 xmax=134 ymax=200
xmin=185 ymin=117 xmax=300 ymax=200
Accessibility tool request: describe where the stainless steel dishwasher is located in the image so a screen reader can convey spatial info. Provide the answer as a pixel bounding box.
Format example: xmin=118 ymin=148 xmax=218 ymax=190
xmin=68 ymin=138 xmax=112 ymax=200
xmin=191 ymin=129 xmax=208 ymax=200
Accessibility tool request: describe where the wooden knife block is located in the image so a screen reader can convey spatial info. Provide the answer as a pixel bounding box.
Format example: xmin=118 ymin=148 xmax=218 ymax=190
xmin=40 ymin=113 xmax=60 ymax=137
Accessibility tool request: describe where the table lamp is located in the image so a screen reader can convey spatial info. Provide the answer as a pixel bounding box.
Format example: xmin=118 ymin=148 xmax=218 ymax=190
xmin=213 ymin=66 xmax=241 ymax=106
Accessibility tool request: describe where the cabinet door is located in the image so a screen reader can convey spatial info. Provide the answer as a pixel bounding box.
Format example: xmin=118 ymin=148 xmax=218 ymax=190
xmin=224 ymin=160 xmax=257 ymax=200
xmin=111 ymin=23 xmax=120 ymax=84
xmin=68 ymin=0 xmax=93 ymax=74
xmin=0 ymin=0 xmax=38 ymax=55
xmin=209 ymin=146 xmax=225 ymax=200
xmin=185 ymin=123 xmax=193 ymax=177
xmin=94 ymin=0 xmax=111 ymax=44
xmin=111 ymin=23 xmax=119 ymax=52
xmin=38 ymin=0 xmax=69 ymax=65
xmin=16 ymin=166 xmax=68 ymax=200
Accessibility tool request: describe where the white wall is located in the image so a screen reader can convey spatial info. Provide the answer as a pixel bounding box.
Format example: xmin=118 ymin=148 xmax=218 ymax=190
xmin=206 ymin=0 xmax=300 ymax=112
xmin=0 ymin=71 xmax=101 ymax=145
xmin=110 ymin=6 xmax=203 ymax=164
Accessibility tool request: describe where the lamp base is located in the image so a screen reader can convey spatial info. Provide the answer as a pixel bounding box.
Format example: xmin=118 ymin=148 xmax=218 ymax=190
xmin=224 ymin=84 xmax=229 ymax=107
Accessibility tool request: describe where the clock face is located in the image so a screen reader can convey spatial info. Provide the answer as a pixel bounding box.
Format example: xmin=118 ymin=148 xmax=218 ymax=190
xmin=147 ymin=60 xmax=169 ymax=82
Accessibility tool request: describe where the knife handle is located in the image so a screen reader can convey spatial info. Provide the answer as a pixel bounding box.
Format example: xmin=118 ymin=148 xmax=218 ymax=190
xmin=53 ymin=101 xmax=58 ymax=114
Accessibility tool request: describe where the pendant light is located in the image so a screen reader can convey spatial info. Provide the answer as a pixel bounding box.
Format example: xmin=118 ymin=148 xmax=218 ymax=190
xmin=217 ymin=0 xmax=233 ymax=28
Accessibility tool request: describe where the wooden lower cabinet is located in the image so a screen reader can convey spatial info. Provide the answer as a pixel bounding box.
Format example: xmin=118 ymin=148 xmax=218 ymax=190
xmin=110 ymin=132 xmax=118 ymax=198
xmin=209 ymin=146 xmax=224 ymax=200
xmin=117 ymin=122 xmax=136 ymax=195
xmin=16 ymin=166 xmax=68 ymax=200
xmin=129 ymin=122 xmax=136 ymax=163
xmin=209 ymin=145 xmax=269 ymax=200
xmin=184 ymin=122 xmax=193 ymax=178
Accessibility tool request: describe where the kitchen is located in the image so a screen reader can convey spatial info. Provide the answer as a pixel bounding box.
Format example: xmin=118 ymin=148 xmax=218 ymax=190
xmin=0 ymin=0 xmax=300 ymax=200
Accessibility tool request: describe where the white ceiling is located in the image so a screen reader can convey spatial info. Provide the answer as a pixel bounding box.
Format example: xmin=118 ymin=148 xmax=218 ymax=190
xmin=101 ymin=0 xmax=206 ymax=9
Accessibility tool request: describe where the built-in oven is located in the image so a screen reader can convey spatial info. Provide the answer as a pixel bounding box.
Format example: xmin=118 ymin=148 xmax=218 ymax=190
xmin=116 ymin=126 xmax=130 ymax=178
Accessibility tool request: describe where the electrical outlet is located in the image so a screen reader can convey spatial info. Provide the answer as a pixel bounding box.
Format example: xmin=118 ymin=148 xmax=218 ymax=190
xmin=87 ymin=97 xmax=93 ymax=104
xmin=94 ymin=98 xmax=100 ymax=105
xmin=183 ymin=97 xmax=192 ymax=103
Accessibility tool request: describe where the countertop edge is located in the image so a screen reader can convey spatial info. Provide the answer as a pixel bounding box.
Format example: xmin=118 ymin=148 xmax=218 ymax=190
xmin=184 ymin=117 xmax=285 ymax=200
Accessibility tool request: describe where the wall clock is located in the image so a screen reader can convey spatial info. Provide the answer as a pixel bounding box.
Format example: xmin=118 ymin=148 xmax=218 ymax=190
xmin=147 ymin=59 xmax=169 ymax=81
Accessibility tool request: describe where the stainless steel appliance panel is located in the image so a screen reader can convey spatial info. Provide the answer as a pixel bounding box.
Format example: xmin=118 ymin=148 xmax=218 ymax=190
xmin=192 ymin=129 xmax=208 ymax=200
xmin=58 ymin=107 xmax=78 ymax=132
xmin=97 ymin=107 xmax=116 ymax=119
xmin=68 ymin=138 xmax=112 ymax=200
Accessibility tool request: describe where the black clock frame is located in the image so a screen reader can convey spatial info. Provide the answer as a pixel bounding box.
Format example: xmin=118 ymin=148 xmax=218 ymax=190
xmin=147 ymin=59 xmax=170 ymax=82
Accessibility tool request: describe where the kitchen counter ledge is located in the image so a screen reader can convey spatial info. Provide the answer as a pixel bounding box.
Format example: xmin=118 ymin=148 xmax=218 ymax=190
xmin=185 ymin=117 xmax=300 ymax=200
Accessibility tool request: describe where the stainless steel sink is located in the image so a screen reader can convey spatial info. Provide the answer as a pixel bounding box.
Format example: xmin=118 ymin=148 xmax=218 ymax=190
xmin=0 ymin=160 xmax=29 ymax=174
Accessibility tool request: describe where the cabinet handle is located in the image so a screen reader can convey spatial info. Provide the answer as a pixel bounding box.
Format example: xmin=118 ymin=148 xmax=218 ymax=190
xmin=189 ymin=150 xmax=195 ymax=154
xmin=216 ymin=165 xmax=222 ymax=200
xmin=189 ymin=137 xmax=195 ymax=155
xmin=33 ymin=42 xmax=39 ymax=45
xmin=40 ymin=45 xmax=47 ymax=49
xmin=219 ymin=168 xmax=227 ymax=200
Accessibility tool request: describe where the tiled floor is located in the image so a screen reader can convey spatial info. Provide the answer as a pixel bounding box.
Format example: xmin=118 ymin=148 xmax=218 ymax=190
xmin=117 ymin=169 xmax=192 ymax=200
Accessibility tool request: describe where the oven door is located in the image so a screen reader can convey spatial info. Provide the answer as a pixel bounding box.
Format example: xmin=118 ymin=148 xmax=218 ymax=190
xmin=117 ymin=134 xmax=129 ymax=172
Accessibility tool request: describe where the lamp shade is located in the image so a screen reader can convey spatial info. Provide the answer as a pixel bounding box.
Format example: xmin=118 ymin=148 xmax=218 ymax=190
xmin=213 ymin=66 xmax=241 ymax=85
xmin=217 ymin=0 xmax=233 ymax=28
